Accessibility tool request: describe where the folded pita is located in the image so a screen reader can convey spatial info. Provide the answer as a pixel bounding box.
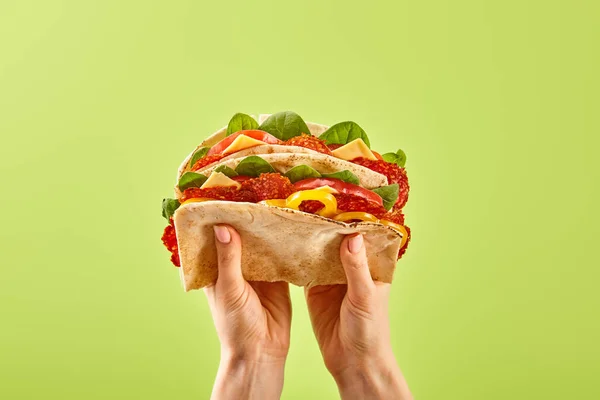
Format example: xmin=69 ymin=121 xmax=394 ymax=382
xmin=174 ymin=201 xmax=402 ymax=291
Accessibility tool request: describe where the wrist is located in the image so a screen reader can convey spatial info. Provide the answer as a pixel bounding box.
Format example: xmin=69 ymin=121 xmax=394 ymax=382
xmin=211 ymin=349 xmax=286 ymax=400
xmin=221 ymin=344 xmax=288 ymax=367
xmin=220 ymin=350 xmax=287 ymax=372
xmin=333 ymin=356 xmax=412 ymax=400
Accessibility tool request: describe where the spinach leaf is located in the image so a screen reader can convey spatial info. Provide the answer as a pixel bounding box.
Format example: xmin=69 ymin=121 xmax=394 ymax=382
xmin=178 ymin=172 xmax=208 ymax=191
xmin=226 ymin=113 xmax=259 ymax=136
xmin=213 ymin=165 xmax=238 ymax=177
xmin=162 ymin=198 xmax=180 ymax=221
xmin=319 ymin=121 xmax=371 ymax=148
xmin=258 ymin=111 xmax=310 ymax=140
xmin=284 ymin=165 xmax=322 ymax=183
xmin=372 ymin=184 xmax=399 ymax=211
xmin=234 ymin=156 xmax=276 ymax=177
xmin=189 ymin=147 xmax=210 ymax=168
xmin=321 ymin=170 xmax=360 ymax=185
xmin=382 ymin=149 xmax=407 ymax=167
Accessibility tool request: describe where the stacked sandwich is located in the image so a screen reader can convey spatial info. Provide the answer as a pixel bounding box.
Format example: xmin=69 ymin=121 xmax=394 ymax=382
xmin=161 ymin=112 xmax=411 ymax=291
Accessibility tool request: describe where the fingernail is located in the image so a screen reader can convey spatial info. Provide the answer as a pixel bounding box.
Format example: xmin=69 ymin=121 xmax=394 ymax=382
xmin=214 ymin=225 xmax=231 ymax=244
xmin=348 ymin=234 xmax=363 ymax=254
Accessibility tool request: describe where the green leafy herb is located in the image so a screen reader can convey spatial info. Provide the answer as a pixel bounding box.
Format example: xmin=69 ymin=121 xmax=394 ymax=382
xmin=372 ymin=184 xmax=399 ymax=211
xmin=284 ymin=165 xmax=322 ymax=183
xmin=178 ymin=172 xmax=208 ymax=191
xmin=189 ymin=147 xmax=210 ymax=168
xmin=258 ymin=111 xmax=310 ymax=140
xmin=234 ymin=156 xmax=276 ymax=177
xmin=382 ymin=149 xmax=407 ymax=167
xmin=321 ymin=170 xmax=360 ymax=185
xmin=226 ymin=113 xmax=259 ymax=136
xmin=162 ymin=198 xmax=180 ymax=221
xmin=319 ymin=121 xmax=371 ymax=148
xmin=213 ymin=165 xmax=238 ymax=178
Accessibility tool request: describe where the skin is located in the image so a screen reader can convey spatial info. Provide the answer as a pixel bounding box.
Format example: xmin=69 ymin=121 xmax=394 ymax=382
xmin=207 ymin=225 xmax=412 ymax=400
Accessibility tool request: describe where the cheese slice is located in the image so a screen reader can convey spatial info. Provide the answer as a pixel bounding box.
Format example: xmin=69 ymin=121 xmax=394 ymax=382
xmin=222 ymin=134 xmax=265 ymax=155
xmin=331 ymin=139 xmax=377 ymax=161
xmin=200 ymin=172 xmax=241 ymax=189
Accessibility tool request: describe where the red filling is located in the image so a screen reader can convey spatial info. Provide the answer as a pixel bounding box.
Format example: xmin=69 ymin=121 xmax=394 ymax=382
xmin=191 ymin=154 xmax=227 ymax=171
xmin=164 ymin=173 xmax=410 ymax=266
xmin=240 ymin=173 xmax=295 ymax=201
xmin=161 ymin=219 xmax=180 ymax=267
xmin=350 ymin=158 xmax=409 ymax=209
xmin=283 ymin=134 xmax=333 ymax=155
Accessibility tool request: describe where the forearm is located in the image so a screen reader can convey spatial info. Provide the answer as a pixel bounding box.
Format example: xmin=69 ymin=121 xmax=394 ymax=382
xmin=333 ymin=357 xmax=412 ymax=400
xmin=211 ymin=353 xmax=285 ymax=400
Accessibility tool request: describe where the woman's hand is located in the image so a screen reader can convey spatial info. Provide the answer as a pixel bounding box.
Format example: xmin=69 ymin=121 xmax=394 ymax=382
xmin=205 ymin=225 xmax=292 ymax=400
xmin=305 ymin=234 xmax=412 ymax=400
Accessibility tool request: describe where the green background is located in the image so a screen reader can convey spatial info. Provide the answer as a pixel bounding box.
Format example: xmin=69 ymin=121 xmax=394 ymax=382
xmin=1 ymin=1 xmax=598 ymax=399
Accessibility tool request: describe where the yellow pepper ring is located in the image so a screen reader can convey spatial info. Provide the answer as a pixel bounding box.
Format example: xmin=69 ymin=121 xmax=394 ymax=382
xmin=181 ymin=198 xmax=212 ymax=205
xmin=285 ymin=190 xmax=338 ymax=218
xmin=333 ymin=212 xmax=379 ymax=223
xmin=379 ymin=220 xmax=408 ymax=248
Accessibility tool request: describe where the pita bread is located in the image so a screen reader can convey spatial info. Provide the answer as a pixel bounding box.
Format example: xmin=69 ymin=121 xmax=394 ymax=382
xmin=174 ymin=201 xmax=402 ymax=291
xmin=173 ymin=152 xmax=387 ymax=197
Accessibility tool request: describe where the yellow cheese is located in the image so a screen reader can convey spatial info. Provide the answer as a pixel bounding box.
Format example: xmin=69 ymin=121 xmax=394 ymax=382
xmin=222 ymin=134 xmax=265 ymax=154
xmin=200 ymin=172 xmax=241 ymax=189
xmin=331 ymin=139 xmax=377 ymax=161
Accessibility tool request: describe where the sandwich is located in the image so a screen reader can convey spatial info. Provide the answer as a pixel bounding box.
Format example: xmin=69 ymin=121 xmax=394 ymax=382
xmin=161 ymin=111 xmax=411 ymax=291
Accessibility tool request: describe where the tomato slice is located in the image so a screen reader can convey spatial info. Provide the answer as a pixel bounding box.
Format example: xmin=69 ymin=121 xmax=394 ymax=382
xmin=373 ymin=151 xmax=383 ymax=160
xmin=293 ymin=178 xmax=383 ymax=207
xmin=207 ymin=130 xmax=282 ymax=156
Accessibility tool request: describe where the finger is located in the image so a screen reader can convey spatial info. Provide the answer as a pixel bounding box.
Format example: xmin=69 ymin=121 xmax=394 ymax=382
xmin=213 ymin=225 xmax=244 ymax=290
xmin=340 ymin=234 xmax=375 ymax=302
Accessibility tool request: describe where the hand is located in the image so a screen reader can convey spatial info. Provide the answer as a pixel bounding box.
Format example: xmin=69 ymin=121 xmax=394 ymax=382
xmin=305 ymin=233 xmax=412 ymax=400
xmin=205 ymin=225 xmax=292 ymax=400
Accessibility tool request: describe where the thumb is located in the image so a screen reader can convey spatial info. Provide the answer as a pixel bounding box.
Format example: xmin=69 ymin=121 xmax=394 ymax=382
xmin=213 ymin=225 xmax=244 ymax=291
xmin=340 ymin=233 xmax=375 ymax=303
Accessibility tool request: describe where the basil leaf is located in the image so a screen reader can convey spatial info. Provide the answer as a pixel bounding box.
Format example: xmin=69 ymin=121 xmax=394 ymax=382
xmin=178 ymin=172 xmax=208 ymax=191
xmin=226 ymin=113 xmax=259 ymax=136
xmin=319 ymin=121 xmax=371 ymax=148
xmin=189 ymin=147 xmax=210 ymax=168
xmin=372 ymin=184 xmax=399 ymax=211
xmin=284 ymin=165 xmax=322 ymax=183
xmin=213 ymin=165 xmax=238 ymax=178
xmin=162 ymin=198 xmax=180 ymax=221
xmin=321 ymin=170 xmax=360 ymax=185
xmin=234 ymin=156 xmax=276 ymax=177
xmin=382 ymin=149 xmax=407 ymax=167
xmin=258 ymin=111 xmax=310 ymax=140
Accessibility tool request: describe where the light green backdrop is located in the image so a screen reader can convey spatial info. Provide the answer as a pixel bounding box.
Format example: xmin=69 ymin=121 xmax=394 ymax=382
xmin=1 ymin=1 xmax=598 ymax=399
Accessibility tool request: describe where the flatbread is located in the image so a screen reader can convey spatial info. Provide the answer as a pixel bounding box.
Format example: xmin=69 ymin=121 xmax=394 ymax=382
xmin=202 ymin=153 xmax=385 ymax=187
xmin=174 ymin=201 xmax=402 ymax=291
xmin=173 ymin=152 xmax=387 ymax=197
